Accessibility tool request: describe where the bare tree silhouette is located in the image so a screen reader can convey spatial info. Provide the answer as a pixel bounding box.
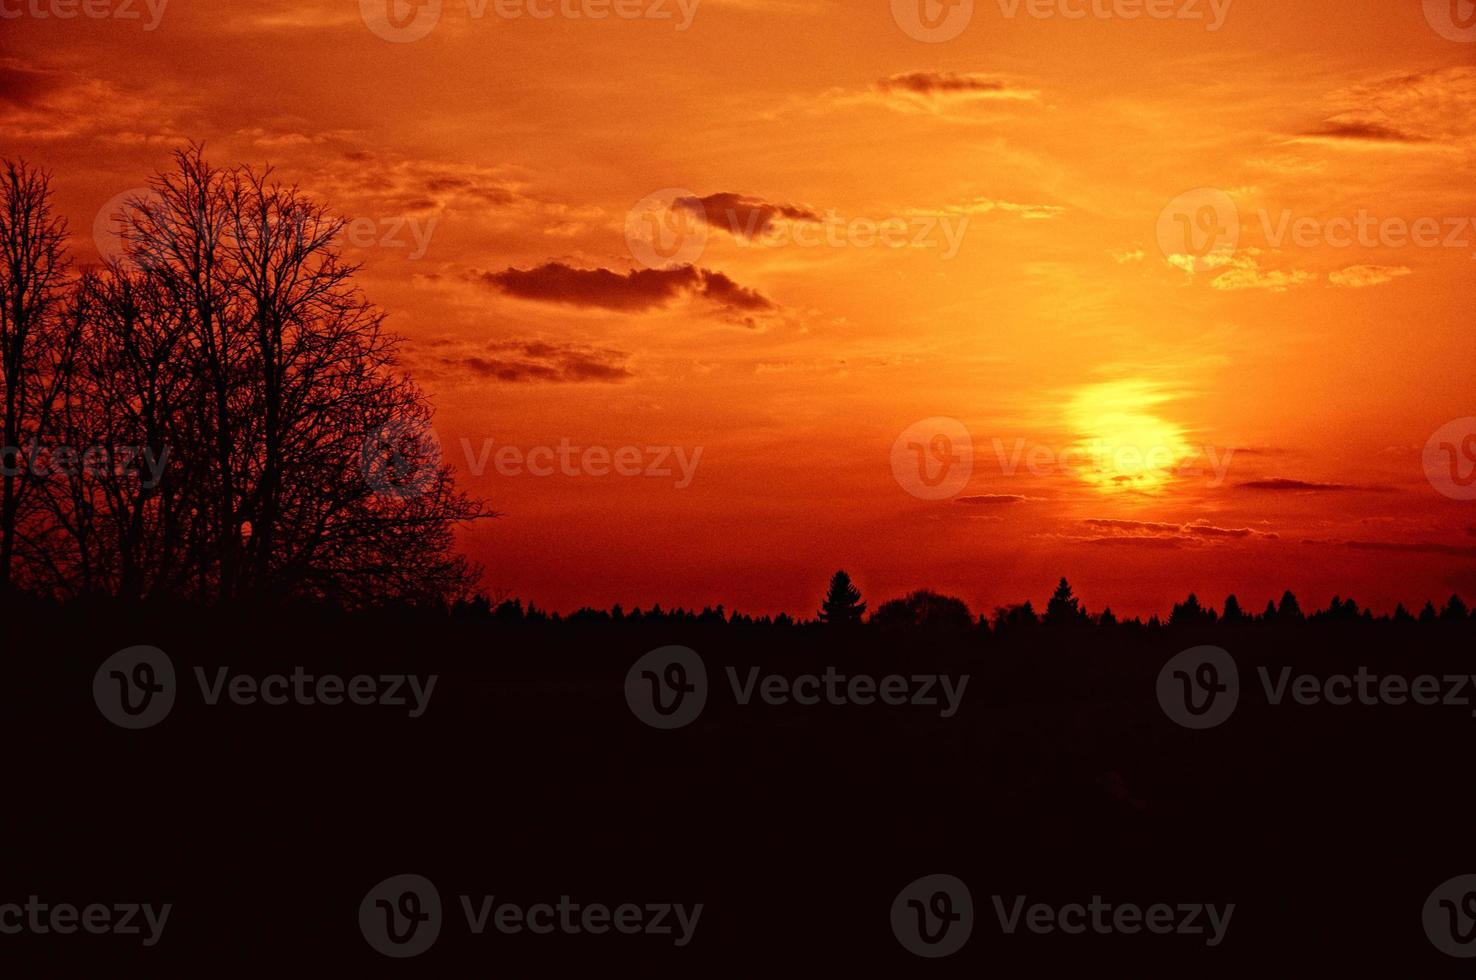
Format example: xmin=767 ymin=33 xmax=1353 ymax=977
xmin=0 ymin=161 xmax=72 ymax=593
xmin=3 ymin=149 xmax=489 ymax=606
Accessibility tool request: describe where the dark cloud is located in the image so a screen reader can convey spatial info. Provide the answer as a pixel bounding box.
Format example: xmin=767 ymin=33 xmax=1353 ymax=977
xmin=672 ymin=193 xmax=819 ymax=240
xmin=1301 ymin=121 xmax=1429 ymax=144
xmin=1238 ymin=479 xmax=1394 ymax=493
xmin=956 ymin=494 xmax=1031 ymax=506
xmin=0 ymin=61 xmax=60 ymax=108
xmin=1186 ymin=525 xmax=1257 ymax=540
xmin=876 ymin=72 xmax=1033 ymax=99
xmin=474 ymin=262 xmax=773 ymax=315
xmin=1080 ymin=518 xmax=1277 ymax=541
xmin=1083 ymin=518 xmax=1182 ymax=534
xmin=437 ymin=340 xmax=633 ymax=384
xmin=1335 ymin=540 xmax=1476 ymax=559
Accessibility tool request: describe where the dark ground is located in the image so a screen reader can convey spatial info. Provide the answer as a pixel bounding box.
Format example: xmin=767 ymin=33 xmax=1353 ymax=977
xmin=3 ymin=600 xmax=1474 ymax=974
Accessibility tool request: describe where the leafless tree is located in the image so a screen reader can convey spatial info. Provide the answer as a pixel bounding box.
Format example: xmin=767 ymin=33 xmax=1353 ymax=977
xmin=0 ymin=160 xmax=73 ymax=592
xmin=9 ymin=148 xmax=489 ymax=606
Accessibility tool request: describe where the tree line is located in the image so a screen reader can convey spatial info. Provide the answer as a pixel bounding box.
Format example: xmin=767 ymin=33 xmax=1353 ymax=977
xmin=0 ymin=149 xmax=486 ymax=607
xmin=453 ymin=571 xmax=1476 ymax=632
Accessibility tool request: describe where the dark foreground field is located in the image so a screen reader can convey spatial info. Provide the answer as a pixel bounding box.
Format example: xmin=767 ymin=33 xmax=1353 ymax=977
xmin=4 ymin=600 xmax=1476 ymax=974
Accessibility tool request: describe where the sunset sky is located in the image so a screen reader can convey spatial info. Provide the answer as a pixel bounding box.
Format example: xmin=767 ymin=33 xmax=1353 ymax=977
xmin=3 ymin=0 xmax=1473 ymax=617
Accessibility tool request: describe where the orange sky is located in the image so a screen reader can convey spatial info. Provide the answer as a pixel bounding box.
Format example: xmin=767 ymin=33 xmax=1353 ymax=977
xmin=3 ymin=0 xmax=1474 ymax=617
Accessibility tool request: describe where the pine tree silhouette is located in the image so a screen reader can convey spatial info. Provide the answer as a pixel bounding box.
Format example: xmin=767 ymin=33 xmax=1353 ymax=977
xmin=818 ymin=570 xmax=866 ymax=624
xmin=1044 ymin=577 xmax=1086 ymax=626
xmin=1170 ymin=593 xmax=1211 ymax=627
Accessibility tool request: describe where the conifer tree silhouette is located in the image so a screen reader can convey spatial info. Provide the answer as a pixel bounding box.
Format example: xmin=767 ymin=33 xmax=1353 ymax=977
xmin=1044 ymin=577 xmax=1086 ymax=626
xmin=818 ymin=569 xmax=866 ymax=624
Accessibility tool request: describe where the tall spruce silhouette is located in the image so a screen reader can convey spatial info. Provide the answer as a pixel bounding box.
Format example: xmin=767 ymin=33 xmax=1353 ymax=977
xmin=818 ymin=569 xmax=866 ymax=624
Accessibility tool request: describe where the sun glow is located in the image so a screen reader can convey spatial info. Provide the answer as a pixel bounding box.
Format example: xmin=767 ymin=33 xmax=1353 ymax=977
xmin=1064 ymin=380 xmax=1194 ymax=492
